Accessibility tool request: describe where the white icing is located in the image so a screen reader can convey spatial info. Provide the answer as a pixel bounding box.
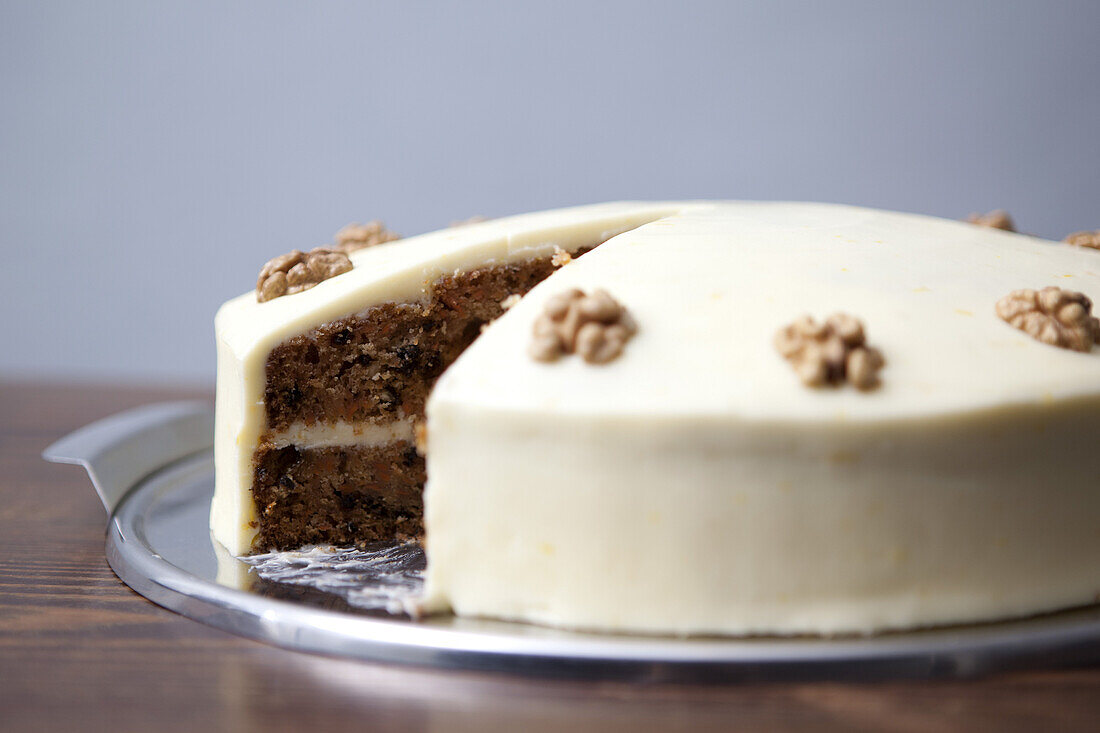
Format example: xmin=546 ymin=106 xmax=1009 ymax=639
xmin=420 ymin=202 xmax=1100 ymax=634
xmin=267 ymin=419 xmax=415 ymax=450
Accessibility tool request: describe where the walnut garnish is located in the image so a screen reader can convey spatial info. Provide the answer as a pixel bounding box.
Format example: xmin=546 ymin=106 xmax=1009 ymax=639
xmin=333 ymin=220 xmax=401 ymax=253
xmin=774 ymin=313 xmax=885 ymax=390
xmin=966 ymin=210 xmax=1016 ymax=232
xmin=529 ymin=288 xmax=636 ymax=364
xmin=449 ymin=215 xmax=490 ymax=227
xmin=550 ymin=246 xmax=573 ymax=267
xmin=995 ymin=287 xmax=1100 ymax=352
xmin=1065 ymin=230 xmax=1100 ymax=250
xmin=256 ymin=248 xmax=352 ymax=302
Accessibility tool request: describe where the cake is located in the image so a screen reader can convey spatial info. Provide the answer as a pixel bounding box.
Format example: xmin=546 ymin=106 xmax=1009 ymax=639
xmin=213 ymin=201 xmax=1100 ymax=635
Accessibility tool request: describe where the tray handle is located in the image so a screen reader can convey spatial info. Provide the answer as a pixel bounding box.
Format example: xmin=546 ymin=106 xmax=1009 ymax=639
xmin=43 ymin=400 xmax=214 ymax=516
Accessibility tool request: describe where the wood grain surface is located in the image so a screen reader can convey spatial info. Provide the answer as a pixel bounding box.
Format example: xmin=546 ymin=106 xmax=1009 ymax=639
xmin=2 ymin=379 xmax=1099 ymax=732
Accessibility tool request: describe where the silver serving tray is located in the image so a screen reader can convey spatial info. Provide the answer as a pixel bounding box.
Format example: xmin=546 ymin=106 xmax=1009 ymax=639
xmin=44 ymin=402 xmax=1100 ymax=681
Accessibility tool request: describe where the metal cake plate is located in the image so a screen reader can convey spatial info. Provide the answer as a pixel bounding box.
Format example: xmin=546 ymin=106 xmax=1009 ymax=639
xmin=44 ymin=401 xmax=1100 ymax=682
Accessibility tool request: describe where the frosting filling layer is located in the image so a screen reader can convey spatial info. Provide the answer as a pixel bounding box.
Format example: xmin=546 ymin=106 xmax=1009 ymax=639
xmin=266 ymin=419 xmax=416 ymax=451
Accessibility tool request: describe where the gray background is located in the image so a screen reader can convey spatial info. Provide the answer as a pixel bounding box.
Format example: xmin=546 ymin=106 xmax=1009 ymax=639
xmin=2 ymin=0 xmax=1098 ymax=386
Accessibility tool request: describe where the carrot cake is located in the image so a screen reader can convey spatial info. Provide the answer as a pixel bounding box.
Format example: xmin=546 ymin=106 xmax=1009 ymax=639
xmin=212 ymin=201 xmax=1100 ymax=635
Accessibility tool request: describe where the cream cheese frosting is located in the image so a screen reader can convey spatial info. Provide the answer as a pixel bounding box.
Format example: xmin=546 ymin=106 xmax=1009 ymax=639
xmin=420 ymin=202 xmax=1100 ymax=634
xmin=265 ymin=419 xmax=417 ymax=451
xmin=213 ymin=200 xmax=1100 ymax=635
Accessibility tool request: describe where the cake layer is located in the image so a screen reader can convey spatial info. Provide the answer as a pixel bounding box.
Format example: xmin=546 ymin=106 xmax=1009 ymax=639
xmin=252 ymin=441 xmax=424 ymax=550
xmin=421 ymin=201 xmax=1100 ymax=634
xmin=263 ymin=258 xmax=568 ymax=432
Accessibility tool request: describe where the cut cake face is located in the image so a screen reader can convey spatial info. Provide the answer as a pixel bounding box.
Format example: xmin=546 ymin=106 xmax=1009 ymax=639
xmin=213 ymin=203 xmax=679 ymax=555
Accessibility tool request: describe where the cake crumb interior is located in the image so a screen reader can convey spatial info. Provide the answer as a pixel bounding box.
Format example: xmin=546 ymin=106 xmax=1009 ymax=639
xmin=252 ymin=252 xmax=587 ymax=551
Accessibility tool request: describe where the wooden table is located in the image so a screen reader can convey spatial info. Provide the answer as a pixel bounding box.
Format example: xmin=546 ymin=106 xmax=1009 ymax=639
xmin=3 ymin=380 xmax=1099 ymax=732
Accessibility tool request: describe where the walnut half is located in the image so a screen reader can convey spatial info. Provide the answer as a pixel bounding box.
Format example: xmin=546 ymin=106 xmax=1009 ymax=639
xmin=995 ymin=287 xmax=1100 ymax=352
xmin=1065 ymin=230 xmax=1100 ymax=250
xmin=333 ymin=220 xmax=401 ymax=253
xmin=529 ymin=288 xmax=637 ymax=364
xmin=966 ymin=210 xmax=1016 ymax=232
xmin=256 ymin=248 xmax=353 ymax=302
xmin=774 ymin=313 xmax=885 ymax=390
xmin=449 ymin=215 xmax=490 ymax=228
